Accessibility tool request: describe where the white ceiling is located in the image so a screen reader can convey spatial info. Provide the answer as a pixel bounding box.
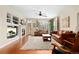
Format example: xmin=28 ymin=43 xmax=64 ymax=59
xmin=10 ymin=5 xmax=65 ymax=18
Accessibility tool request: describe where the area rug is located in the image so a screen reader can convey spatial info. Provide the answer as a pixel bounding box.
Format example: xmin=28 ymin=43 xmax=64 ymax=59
xmin=20 ymin=36 xmax=53 ymax=50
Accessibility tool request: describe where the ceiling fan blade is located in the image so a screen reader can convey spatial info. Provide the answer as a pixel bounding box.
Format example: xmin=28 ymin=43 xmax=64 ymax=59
xmin=41 ymin=14 xmax=47 ymax=17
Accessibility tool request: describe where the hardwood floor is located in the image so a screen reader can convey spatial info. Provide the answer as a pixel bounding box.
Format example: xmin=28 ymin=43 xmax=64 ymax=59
xmin=0 ymin=35 xmax=52 ymax=54
xmin=14 ymin=50 xmax=52 ymax=54
xmin=15 ymin=35 xmax=52 ymax=54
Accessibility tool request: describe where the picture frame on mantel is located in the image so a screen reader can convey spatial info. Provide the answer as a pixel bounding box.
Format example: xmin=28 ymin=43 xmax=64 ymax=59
xmin=62 ymin=16 xmax=70 ymax=28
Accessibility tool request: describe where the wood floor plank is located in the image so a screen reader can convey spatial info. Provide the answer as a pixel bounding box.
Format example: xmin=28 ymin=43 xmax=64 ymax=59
xmin=15 ymin=50 xmax=52 ymax=54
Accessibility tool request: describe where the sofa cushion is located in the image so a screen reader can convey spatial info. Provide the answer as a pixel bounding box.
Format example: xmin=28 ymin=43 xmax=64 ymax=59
xmin=52 ymin=34 xmax=60 ymax=38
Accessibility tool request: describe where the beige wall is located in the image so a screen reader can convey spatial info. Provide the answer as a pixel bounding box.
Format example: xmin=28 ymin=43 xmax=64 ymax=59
xmin=58 ymin=6 xmax=79 ymax=32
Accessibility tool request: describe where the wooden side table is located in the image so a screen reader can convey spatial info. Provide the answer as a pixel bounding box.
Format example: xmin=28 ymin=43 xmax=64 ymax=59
xmin=42 ymin=34 xmax=51 ymax=42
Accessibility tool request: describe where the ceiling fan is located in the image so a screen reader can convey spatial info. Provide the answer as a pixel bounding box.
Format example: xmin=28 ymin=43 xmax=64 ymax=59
xmin=34 ymin=10 xmax=47 ymax=17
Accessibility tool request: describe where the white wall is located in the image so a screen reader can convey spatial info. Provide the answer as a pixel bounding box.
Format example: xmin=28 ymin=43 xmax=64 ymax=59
xmin=58 ymin=6 xmax=79 ymax=32
xmin=0 ymin=6 xmax=26 ymax=48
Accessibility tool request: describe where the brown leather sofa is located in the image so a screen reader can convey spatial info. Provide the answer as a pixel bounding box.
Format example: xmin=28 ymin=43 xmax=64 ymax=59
xmin=34 ymin=30 xmax=48 ymax=36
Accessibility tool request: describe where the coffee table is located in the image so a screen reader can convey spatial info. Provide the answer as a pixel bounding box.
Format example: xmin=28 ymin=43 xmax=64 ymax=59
xmin=42 ymin=34 xmax=51 ymax=42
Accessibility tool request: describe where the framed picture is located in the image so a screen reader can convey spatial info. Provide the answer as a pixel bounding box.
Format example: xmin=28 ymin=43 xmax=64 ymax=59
xmin=62 ymin=16 xmax=70 ymax=28
xmin=20 ymin=19 xmax=24 ymax=25
xmin=20 ymin=19 xmax=26 ymax=25
xmin=7 ymin=13 xmax=11 ymax=23
xmin=22 ymin=29 xmax=25 ymax=36
xmin=7 ymin=26 xmax=18 ymax=38
xmin=13 ymin=16 xmax=19 ymax=24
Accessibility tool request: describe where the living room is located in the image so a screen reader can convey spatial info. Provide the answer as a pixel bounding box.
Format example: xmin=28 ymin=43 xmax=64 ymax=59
xmin=0 ymin=5 xmax=79 ymax=54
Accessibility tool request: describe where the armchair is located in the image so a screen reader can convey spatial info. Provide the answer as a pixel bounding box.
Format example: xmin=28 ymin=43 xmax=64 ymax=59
xmin=51 ymin=43 xmax=71 ymax=54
